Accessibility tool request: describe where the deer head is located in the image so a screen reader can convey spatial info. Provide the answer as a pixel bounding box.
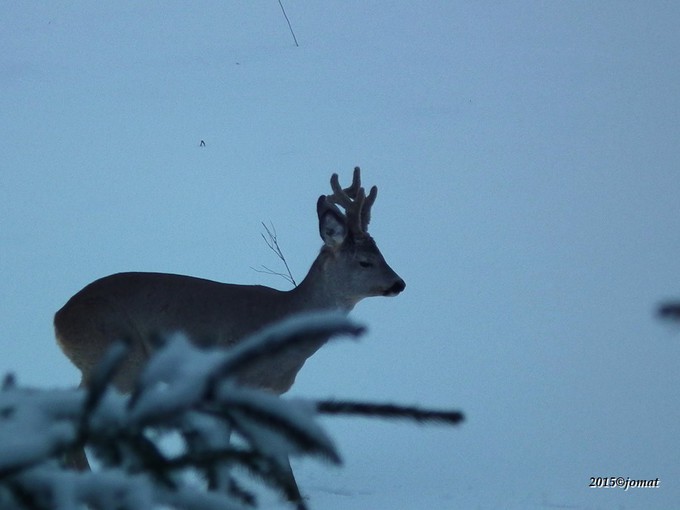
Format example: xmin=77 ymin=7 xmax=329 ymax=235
xmin=309 ymin=167 xmax=405 ymax=308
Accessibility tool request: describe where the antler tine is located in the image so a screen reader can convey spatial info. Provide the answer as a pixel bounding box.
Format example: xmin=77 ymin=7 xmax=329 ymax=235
xmin=361 ymin=185 xmax=378 ymax=230
xmin=329 ymin=173 xmax=351 ymax=209
xmin=345 ymin=166 xmax=362 ymax=198
xmin=351 ymin=187 xmax=367 ymax=234
xmin=328 ymin=169 xmax=368 ymax=235
xmin=349 ymin=167 xmax=378 ymax=231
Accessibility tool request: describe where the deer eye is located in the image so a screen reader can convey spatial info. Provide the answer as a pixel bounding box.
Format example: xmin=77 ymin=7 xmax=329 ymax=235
xmin=359 ymin=260 xmax=373 ymax=268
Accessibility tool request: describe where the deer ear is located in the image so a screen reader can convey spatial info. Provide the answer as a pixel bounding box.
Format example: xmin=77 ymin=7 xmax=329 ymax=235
xmin=317 ymin=196 xmax=347 ymax=247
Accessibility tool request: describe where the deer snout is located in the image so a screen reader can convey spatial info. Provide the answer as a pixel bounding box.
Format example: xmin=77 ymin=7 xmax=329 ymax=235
xmin=383 ymin=278 xmax=405 ymax=297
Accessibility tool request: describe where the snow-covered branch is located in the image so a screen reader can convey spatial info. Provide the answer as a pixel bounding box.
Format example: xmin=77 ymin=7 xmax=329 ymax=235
xmin=0 ymin=312 xmax=464 ymax=510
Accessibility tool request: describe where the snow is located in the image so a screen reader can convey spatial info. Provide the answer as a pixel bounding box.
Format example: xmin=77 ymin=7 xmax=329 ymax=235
xmin=217 ymin=385 xmax=339 ymax=464
xmin=2 ymin=3 xmax=680 ymax=509
xmin=0 ymin=312 xmax=371 ymax=509
xmin=130 ymin=311 xmax=360 ymax=424
xmin=0 ymin=386 xmax=80 ymax=474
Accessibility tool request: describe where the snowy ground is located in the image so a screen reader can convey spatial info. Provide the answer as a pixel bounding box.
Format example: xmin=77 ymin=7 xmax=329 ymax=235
xmin=2 ymin=3 xmax=679 ymax=509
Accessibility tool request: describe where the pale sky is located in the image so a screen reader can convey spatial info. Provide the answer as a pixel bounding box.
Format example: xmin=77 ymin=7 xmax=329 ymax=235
xmin=2 ymin=3 xmax=679 ymax=508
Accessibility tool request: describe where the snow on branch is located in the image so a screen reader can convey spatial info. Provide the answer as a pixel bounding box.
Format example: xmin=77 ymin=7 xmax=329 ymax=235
xmin=0 ymin=311 xmax=465 ymax=509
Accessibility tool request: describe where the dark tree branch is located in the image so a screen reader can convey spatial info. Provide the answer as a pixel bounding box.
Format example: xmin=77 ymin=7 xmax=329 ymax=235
xmin=658 ymin=301 xmax=680 ymax=322
xmin=316 ymin=400 xmax=465 ymax=425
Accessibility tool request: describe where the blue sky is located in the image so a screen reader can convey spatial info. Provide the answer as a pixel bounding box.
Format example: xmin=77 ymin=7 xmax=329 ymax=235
xmin=2 ymin=3 xmax=679 ymax=508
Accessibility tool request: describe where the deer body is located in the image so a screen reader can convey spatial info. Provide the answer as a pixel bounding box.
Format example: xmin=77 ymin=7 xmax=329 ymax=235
xmin=55 ymin=168 xmax=404 ymax=502
xmin=56 ymin=272 xmax=311 ymax=394
xmin=55 ymin=168 xmax=405 ymax=395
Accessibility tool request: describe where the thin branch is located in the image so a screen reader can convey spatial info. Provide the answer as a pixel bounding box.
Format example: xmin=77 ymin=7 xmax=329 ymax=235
xmin=251 ymin=265 xmax=294 ymax=286
xmin=252 ymin=221 xmax=297 ymax=287
xmin=277 ymin=0 xmax=299 ymax=47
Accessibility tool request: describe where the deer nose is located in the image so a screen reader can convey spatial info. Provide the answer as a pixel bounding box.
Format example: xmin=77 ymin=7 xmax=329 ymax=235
xmin=384 ymin=278 xmax=406 ymax=296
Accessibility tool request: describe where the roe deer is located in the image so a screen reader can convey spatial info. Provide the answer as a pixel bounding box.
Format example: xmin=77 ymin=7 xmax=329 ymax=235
xmin=54 ymin=167 xmax=405 ymax=503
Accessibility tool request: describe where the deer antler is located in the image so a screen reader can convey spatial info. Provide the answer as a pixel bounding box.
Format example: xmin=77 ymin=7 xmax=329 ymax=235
xmin=326 ymin=167 xmax=377 ymax=235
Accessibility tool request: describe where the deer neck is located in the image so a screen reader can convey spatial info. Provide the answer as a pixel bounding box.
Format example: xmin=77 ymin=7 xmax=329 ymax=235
xmin=289 ymin=251 xmax=357 ymax=313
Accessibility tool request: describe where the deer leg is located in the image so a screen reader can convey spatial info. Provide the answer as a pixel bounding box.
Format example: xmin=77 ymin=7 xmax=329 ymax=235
xmin=62 ymin=446 xmax=91 ymax=471
xmin=280 ymin=456 xmax=306 ymax=510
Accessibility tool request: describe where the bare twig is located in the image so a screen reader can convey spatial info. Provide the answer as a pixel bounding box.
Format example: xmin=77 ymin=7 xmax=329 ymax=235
xmin=251 ymin=221 xmax=297 ymax=287
xmin=277 ymin=0 xmax=299 ymax=47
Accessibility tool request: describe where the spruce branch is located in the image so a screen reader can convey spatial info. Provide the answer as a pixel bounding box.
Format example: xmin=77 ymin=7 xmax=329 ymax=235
xmin=0 ymin=313 xmax=465 ymax=510
xmin=316 ymin=400 xmax=465 ymax=425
